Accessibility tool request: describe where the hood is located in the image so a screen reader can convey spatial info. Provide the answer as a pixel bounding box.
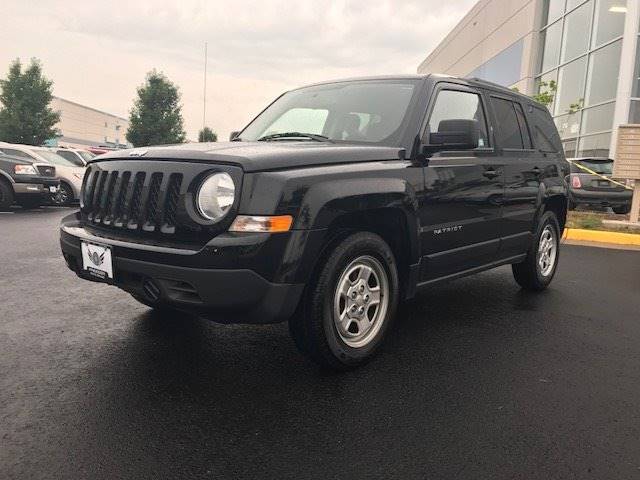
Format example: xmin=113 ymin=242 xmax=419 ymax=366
xmin=92 ymin=141 xmax=404 ymax=172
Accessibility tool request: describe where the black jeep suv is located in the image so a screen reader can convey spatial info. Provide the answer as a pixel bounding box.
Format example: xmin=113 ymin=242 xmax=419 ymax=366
xmin=0 ymin=151 xmax=59 ymax=210
xmin=60 ymin=75 xmax=568 ymax=369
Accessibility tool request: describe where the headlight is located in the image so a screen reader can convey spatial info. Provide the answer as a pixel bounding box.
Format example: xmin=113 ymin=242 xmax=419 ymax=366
xmin=14 ymin=165 xmax=37 ymax=175
xmin=196 ymin=172 xmax=235 ymax=221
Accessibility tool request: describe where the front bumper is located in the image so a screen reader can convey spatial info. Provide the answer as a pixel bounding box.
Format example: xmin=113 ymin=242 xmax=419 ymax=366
xmin=60 ymin=216 xmax=306 ymax=324
xmin=13 ymin=178 xmax=59 ymax=195
xmin=570 ymin=188 xmax=632 ymax=207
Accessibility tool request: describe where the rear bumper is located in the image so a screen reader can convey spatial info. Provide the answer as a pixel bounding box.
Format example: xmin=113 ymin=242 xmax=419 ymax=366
xmin=570 ymin=189 xmax=632 ymax=206
xmin=60 ymin=218 xmax=306 ymax=324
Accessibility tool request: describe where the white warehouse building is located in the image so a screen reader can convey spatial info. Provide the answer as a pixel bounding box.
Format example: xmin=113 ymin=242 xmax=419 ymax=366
xmin=418 ymin=0 xmax=639 ymax=159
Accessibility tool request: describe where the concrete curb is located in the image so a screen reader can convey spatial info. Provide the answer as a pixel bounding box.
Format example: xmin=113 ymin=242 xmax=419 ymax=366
xmin=563 ymin=228 xmax=640 ymax=246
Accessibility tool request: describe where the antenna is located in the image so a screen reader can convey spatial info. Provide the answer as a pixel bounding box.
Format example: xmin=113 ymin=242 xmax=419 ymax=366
xmin=203 ymin=42 xmax=208 ymax=131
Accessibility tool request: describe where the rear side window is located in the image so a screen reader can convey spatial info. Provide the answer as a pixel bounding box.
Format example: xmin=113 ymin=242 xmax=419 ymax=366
xmin=491 ymin=97 xmax=528 ymax=149
xmin=529 ymin=105 xmax=562 ymax=153
xmin=514 ymin=103 xmax=533 ymax=149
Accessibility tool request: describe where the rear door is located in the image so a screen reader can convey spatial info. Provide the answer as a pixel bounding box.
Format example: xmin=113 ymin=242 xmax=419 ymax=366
xmin=489 ymin=95 xmax=548 ymax=258
xmin=419 ymin=84 xmax=504 ymax=281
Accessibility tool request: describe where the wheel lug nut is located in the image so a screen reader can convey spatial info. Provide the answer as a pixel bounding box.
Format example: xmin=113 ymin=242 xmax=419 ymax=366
xmin=358 ymin=306 xmax=365 ymax=314
xmin=351 ymin=291 xmax=357 ymax=299
xmin=350 ymin=305 xmax=357 ymax=312
xmin=359 ymin=285 xmax=365 ymax=292
xmin=364 ymin=294 xmax=369 ymax=303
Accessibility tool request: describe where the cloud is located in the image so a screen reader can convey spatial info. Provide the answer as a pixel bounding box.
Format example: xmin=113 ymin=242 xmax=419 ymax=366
xmin=1 ymin=0 xmax=475 ymax=140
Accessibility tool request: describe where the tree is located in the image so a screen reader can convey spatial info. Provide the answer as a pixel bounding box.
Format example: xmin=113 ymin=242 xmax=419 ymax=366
xmin=532 ymin=80 xmax=557 ymax=109
xmin=0 ymin=58 xmax=60 ymax=145
xmin=126 ymin=70 xmax=186 ymax=147
xmin=198 ymin=126 xmax=217 ymax=142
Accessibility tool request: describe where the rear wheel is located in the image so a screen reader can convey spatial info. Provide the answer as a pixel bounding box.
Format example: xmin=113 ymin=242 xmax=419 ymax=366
xmin=0 ymin=181 xmax=14 ymax=211
xmin=288 ymin=232 xmax=399 ymax=370
xmin=512 ymin=211 xmax=560 ymax=291
xmin=613 ymin=205 xmax=630 ymax=215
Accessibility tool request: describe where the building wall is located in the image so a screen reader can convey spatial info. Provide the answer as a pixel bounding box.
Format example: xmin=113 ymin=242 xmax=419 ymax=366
xmin=417 ymin=0 xmax=541 ymax=94
xmin=50 ymin=97 xmax=130 ymax=149
xmin=419 ymin=0 xmax=639 ymax=159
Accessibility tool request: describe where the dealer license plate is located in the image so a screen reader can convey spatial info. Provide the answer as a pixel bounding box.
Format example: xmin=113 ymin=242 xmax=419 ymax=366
xmin=49 ymin=186 xmax=58 ymax=193
xmin=81 ymin=241 xmax=114 ymax=281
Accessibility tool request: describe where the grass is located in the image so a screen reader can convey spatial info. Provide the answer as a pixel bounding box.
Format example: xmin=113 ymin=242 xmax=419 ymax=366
xmin=566 ymin=210 xmax=639 ymax=234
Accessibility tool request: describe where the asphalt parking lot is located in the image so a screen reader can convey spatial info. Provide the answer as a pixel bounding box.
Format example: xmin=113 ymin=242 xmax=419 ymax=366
xmin=1 ymin=207 xmax=639 ymax=479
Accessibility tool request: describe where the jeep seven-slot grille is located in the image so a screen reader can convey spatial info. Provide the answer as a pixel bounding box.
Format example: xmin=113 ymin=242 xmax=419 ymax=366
xmin=83 ymin=168 xmax=183 ymax=234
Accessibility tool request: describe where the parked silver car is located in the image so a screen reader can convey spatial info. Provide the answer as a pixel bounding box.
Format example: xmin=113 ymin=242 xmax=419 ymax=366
xmin=53 ymin=147 xmax=96 ymax=167
xmin=0 ymin=143 xmax=86 ymax=206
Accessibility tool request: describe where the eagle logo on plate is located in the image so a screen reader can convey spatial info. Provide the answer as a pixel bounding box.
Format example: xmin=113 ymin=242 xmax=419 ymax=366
xmin=87 ymin=247 xmax=105 ymax=266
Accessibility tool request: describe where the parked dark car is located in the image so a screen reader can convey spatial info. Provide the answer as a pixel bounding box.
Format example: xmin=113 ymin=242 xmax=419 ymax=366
xmin=0 ymin=151 xmax=59 ymax=210
xmin=60 ymin=74 xmax=569 ymax=369
xmin=567 ymin=157 xmax=632 ymax=214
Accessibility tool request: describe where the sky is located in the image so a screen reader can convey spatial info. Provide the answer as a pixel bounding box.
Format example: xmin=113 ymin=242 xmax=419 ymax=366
xmin=1 ymin=0 xmax=476 ymax=141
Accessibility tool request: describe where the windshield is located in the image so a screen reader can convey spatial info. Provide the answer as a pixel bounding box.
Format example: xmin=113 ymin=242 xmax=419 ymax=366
xmin=575 ymin=159 xmax=613 ymax=175
xmin=34 ymin=149 xmax=77 ymax=167
xmin=79 ymin=151 xmax=96 ymax=162
xmin=238 ymin=80 xmax=420 ymax=145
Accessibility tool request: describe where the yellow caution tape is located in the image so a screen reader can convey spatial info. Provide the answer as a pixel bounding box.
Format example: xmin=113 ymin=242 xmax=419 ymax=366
xmin=568 ymin=160 xmax=633 ymax=191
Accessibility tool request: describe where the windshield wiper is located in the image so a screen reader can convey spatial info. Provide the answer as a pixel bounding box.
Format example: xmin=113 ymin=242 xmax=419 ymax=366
xmin=257 ymin=132 xmax=330 ymax=142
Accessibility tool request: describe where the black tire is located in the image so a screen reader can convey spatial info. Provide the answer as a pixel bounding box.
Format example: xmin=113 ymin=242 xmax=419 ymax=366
xmin=613 ymin=205 xmax=630 ymax=215
xmin=288 ymin=232 xmax=399 ymax=370
xmin=512 ymin=211 xmax=561 ymax=291
xmin=0 ymin=180 xmax=14 ymax=211
xmin=18 ymin=197 xmax=42 ymax=209
xmin=51 ymin=182 xmax=74 ymax=206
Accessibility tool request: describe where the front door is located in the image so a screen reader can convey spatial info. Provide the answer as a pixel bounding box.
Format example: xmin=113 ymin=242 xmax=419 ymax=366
xmin=418 ymin=86 xmax=504 ymax=281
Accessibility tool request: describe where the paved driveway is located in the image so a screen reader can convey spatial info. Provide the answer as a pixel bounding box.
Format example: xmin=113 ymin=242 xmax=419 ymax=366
xmin=1 ymin=208 xmax=639 ymax=479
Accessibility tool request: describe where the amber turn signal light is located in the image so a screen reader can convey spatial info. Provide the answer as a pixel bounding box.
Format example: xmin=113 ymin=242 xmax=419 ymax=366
xmin=229 ymin=215 xmax=293 ymax=233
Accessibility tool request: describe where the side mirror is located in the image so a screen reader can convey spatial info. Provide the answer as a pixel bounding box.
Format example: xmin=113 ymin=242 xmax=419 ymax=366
xmin=427 ymin=119 xmax=479 ymax=151
xmin=229 ymin=131 xmax=241 ymax=141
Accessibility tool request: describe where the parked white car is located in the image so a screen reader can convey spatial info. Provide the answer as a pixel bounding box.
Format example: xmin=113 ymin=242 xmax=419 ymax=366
xmin=0 ymin=142 xmax=85 ymax=206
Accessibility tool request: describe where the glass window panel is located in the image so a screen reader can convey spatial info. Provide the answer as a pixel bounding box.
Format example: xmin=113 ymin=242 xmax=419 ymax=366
xmin=543 ymin=0 xmax=566 ymax=25
xmin=585 ymin=40 xmax=622 ymax=106
xmin=555 ymin=111 xmax=582 ymax=138
xmin=577 ymin=132 xmax=612 ymax=157
xmin=630 ymin=100 xmax=640 ymax=123
xmin=555 ymin=56 xmax=587 ymax=115
xmin=536 ymin=70 xmax=558 ymax=113
xmin=540 ymin=21 xmax=563 ymax=72
xmin=468 ymin=39 xmax=524 ymax=87
xmin=561 ymin=2 xmax=592 ymax=62
xmin=633 ymin=41 xmax=640 ymax=97
xmin=566 ymin=0 xmax=587 ymax=9
xmin=581 ymin=101 xmax=615 ymax=134
xmin=563 ymin=139 xmax=578 ymax=158
xmin=592 ymin=0 xmax=626 ymax=47
xmin=491 ymin=98 xmax=524 ymax=149
xmin=427 ymin=90 xmax=490 ymax=147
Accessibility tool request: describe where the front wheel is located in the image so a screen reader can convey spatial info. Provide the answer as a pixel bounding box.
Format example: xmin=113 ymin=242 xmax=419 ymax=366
xmin=512 ymin=211 xmax=560 ymax=291
xmin=288 ymin=232 xmax=399 ymax=370
xmin=51 ymin=182 xmax=74 ymax=206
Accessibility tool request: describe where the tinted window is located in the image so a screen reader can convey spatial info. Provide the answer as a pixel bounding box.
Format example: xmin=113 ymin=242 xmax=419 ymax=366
xmin=530 ymin=105 xmax=562 ymax=152
xmin=514 ymin=103 xmax=533 ymax=149
xmin=427 ymin=90 xmax=489 ymax=148
xmin=491 ymin=97 xmax=523 ymax=149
